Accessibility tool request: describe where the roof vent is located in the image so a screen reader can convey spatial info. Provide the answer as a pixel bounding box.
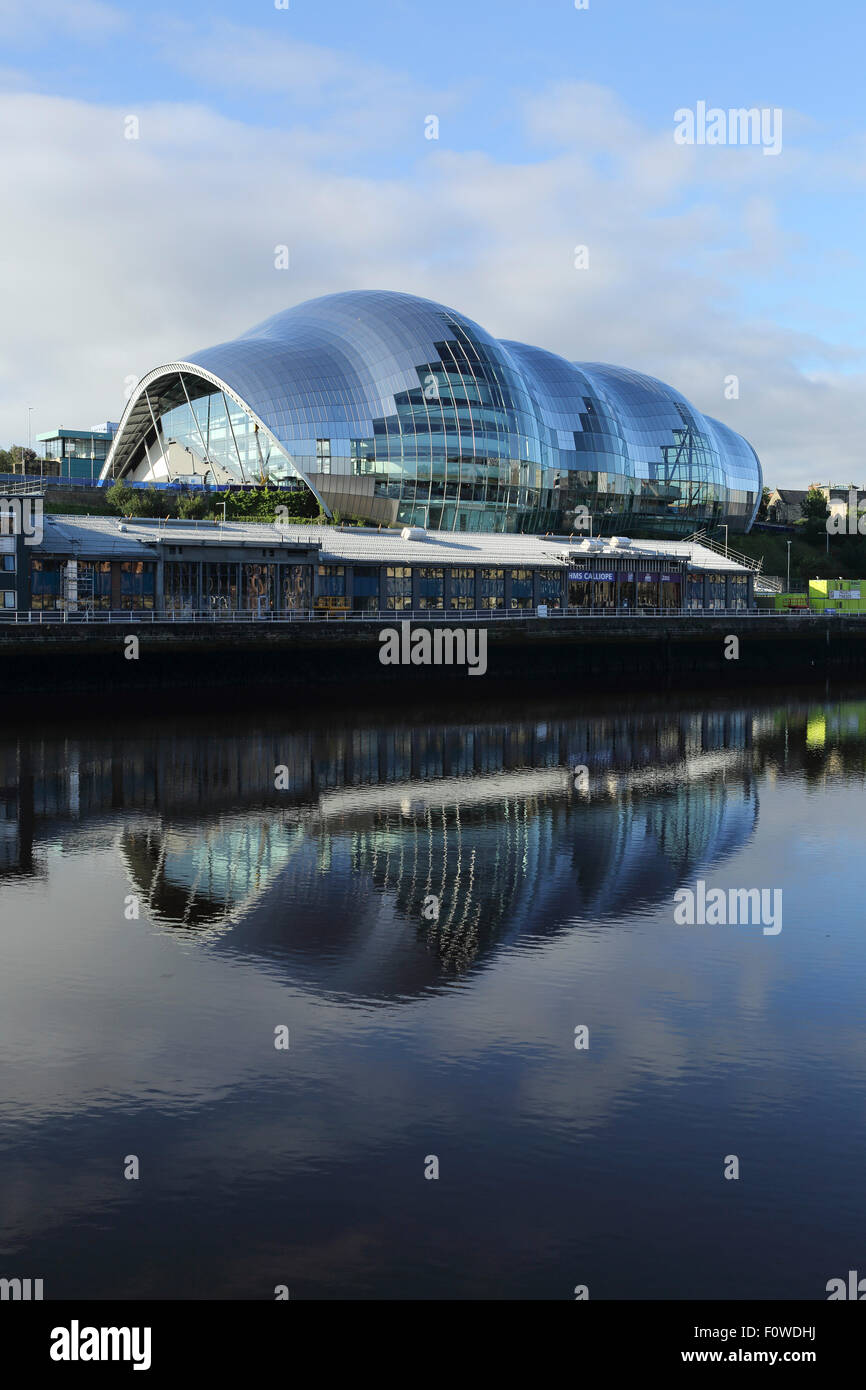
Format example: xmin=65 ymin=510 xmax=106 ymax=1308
xmin=117 ymin=523 xmax=127 ymax=532
xmin=400 ymin=526 xmax=426 ymax=541
xmin=609 ymin=536 xmax=632 ymax=548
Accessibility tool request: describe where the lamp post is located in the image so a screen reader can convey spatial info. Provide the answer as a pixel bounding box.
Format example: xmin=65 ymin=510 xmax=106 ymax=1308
xmin=786 ymin=539 xmax=791 ymax=593
xmin=26 ymin=407 xmax=35 ymax=480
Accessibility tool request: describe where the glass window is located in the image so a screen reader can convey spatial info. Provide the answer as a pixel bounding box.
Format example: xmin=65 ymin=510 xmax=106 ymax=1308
xmin=241 ymin=563 xmax=275 ymax=614
xmin=636 ymin=575 xmax=659 ymax=610
xmin=538 ymin=568 xmax=562 ymax=608
xmin=686 ymin=575 xmax=704 ymax=611
xmin=316 ymin=439 xmax=331 ymax=474
xmin=165 ymin=561 xmax=200 ymax=614
xmin=282 ymin=564 xmax=312 ymax=612
xmin=30 ymin=557 xmax=64 ymax=611
xmin=78 ymin=560 xmax=111 ymax=610
xmin=418 ymin=566 xmax=444 ymax=609
xmin=510 ymin=568 xmax=533 ymax=610
xmin=316 ymin=564 xmax=347 ymax=609
xmin=3 ymin=591 xmax=14 ymax=609
xmin=707 ymin=571 xmax=727 ymax=611
xmin=352 ymin=564 xmax=380 ymax=612
xmin=448 ymin=566 xmax=475 ymax=609
xmin=385 ymin=565 xmax=412 ymax=610
xmin=660 ymin=576 xmax=681 ymax=611
xmin=568 ymin=579 xmax=591 ymax=608
xmin=203 ymin=561 xmax=238 ymax=613
xmin=729 ymin=574 xmax=748 ymax=611
xmin=594 ymin=578 xmax=616 ymax=610
xmin=120 ymin=561 xmax=155 ymax=611
xmin=618 ymin=576 xmax=636 ymax=610
xmin=479 ymin=567 xmax=504 ymax=609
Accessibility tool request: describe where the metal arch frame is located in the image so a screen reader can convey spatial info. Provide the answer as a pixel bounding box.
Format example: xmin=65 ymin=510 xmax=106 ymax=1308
xmin=101 ymin=361 xmax=333 ymax=517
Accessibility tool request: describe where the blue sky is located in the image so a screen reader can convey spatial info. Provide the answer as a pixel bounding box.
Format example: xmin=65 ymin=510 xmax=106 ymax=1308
xmin=1 ymin=0 xmax=865 ymax=484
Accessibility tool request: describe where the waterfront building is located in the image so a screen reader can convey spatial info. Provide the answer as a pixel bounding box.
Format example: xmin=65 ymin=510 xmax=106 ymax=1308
xmin=101 ymin=291 xmax=762 ymax=536
xmin=7 ymin=514 xmax=757 ymax=614
xmin=32 ymin=424 xmax=119 ymax=481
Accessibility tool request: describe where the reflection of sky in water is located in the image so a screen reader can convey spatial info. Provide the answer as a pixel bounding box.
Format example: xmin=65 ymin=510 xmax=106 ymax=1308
xmin=0 ymin=695 xmax=865 ymax=1299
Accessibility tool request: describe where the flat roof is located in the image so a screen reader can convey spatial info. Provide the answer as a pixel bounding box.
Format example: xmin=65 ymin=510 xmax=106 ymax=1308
xmin=36 ymin=516 xmax=755 ymax=573
xmin=36 ymin=429 xmax=114 ymax=442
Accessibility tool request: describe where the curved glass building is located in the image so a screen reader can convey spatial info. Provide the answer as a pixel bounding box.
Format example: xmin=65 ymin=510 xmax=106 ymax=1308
xmin=103 ymin=290 xmax=762 ymax=535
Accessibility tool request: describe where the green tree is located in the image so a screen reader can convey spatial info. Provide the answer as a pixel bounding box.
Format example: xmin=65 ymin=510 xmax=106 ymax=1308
xmin=757 ymin=485 xmax=771 ymax=521
xmin=219 ymin=484 xmax=321 ymax=522
xmin=176 ymin=491 xmax=209 ymax=520
xmin=278 ymin=487 xmax=320 ymax=519
xmin=105 ymin=480 xmax=138 ymax=515
xmin=2 ymin=444 xmax=38 ymax=473
xmin=800 ymin=486 xmax=829 ymax=543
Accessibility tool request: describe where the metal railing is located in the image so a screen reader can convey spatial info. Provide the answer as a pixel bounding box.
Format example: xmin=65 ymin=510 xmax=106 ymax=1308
xmin=754 ymin=574 xmax=785 ymax=594
xmin=0 ymin=605 xmax=855 ymax=626
xmin=683 ymin=529 xmax=764 ymax=573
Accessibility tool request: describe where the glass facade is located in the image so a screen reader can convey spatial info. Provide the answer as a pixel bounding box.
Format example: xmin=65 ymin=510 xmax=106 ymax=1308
xmin=105 ymin=291 xmax=762 ymax=535
xmin=22 ymin=549 xmax=750 ymax=615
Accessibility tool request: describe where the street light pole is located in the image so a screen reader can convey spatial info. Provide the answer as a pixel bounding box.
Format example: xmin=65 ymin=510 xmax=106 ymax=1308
xmin=786 ymin=539 xmax=791 ymax=593
xmin=26 ymin=407 xmax=35 ymax=480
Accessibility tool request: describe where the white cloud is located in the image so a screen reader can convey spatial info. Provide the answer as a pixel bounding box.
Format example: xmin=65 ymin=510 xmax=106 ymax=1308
xmin=0 ymin=0 xmax=125 ymax=41
xmin=0 ymin=73 xmax=864 ymax=489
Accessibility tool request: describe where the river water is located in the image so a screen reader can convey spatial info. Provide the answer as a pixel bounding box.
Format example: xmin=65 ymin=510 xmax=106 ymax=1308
xmin=1 ymin=689 xmax=863 ymax=1299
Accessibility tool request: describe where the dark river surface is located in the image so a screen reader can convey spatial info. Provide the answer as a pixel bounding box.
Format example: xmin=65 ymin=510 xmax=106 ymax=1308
xmin=1 ymin=687 xmax=864 ymax=1300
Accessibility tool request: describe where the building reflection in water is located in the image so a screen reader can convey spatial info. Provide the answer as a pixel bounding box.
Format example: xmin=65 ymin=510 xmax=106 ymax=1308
xmin=3 ymin=698 xmax=864 ymax=996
